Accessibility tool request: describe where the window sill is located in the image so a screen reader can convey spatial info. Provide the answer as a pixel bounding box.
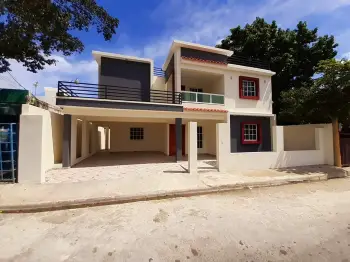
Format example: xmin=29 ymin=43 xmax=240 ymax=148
xmin=239 ymin=96 xmax=259 ymax=100
xmin=242 ymin=140 xmax=261 ymax=145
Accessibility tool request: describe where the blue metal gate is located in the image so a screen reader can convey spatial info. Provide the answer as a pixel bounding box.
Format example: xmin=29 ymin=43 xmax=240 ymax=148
xmin=0 ymin=123 xmax=17 ymax=182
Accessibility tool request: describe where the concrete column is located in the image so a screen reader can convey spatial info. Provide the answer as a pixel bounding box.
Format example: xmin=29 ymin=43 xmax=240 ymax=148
xmin=62 ymin=114 xmax=71 ymax=168
xmin=216 ymin=123 xmax=230 ymax=172
xmin=70 ymin=116 xmax=77 ymax=166
xmin=315 ymin=127 xmax=329 ymax=164
xmin=188 ymin=122 xmax=197 ymax=173
xmin=272 ymin=126 xmax=284 ymax=152
xmin=18 ymin=115 xmax=45 ymax=183
xmin=174 ymin=49 xmax=182 ymax=93
xmin=175 ymin=118 xmax=182 ymax=161
xmin=105 ymin=127 xmax=110 ymax=151
xmin=81 ymin=119 xmax=88 ymax=158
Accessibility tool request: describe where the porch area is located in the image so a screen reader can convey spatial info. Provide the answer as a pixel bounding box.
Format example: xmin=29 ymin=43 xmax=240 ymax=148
xmin=46 ymin=151 xmax=217 ymax=183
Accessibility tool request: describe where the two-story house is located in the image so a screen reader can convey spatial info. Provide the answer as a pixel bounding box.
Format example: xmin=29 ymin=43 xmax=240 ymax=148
xmin=56 ymin=40 xmax=275 ymax=170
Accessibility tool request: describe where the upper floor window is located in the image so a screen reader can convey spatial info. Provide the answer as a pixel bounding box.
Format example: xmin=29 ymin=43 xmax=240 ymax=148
xmin=241 ymin=122 xmax=261 ymax=144
xmin=239 ymin=76 xmax=259 ymax=100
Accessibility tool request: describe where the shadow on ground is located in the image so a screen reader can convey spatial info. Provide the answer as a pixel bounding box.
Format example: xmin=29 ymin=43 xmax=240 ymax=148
xmin=274 ymin=165 xmax=348 ymax=179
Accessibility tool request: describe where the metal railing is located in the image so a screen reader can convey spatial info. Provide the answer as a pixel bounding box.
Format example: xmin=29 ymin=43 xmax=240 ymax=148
xmin=154 ymin=67 xmax=165 ymax=77
xmin=57 ymin=81 xmax=182 ymax=104
xmin=227 ymin=55 xmax=270 ymax=70
xmin=181 ymin=91 xmax=225 ymax=105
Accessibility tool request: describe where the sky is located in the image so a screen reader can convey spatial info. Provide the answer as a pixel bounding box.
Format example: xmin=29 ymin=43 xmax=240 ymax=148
xmin=1 ymin=0 xmax=350 ymax=95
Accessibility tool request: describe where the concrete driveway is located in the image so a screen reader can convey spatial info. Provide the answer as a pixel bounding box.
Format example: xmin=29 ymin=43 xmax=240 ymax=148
xmin=46 ymin=152 xmax=217 ymax=183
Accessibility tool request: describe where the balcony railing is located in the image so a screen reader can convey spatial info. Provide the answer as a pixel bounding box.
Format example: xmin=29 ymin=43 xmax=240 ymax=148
xmin=227 ymin=55 xmax=270 ymax=70
xmin=181 ymin=91 xmax=224 ymax=105
xmin=57 ymin=81 xmax=182 ymax=104
xmin=154 ymin=67 xmax=165 ymax=77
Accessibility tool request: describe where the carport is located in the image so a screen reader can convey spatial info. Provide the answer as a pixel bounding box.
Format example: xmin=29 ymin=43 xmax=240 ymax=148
xmin=46 ymin=151 xmax=217 ymax=183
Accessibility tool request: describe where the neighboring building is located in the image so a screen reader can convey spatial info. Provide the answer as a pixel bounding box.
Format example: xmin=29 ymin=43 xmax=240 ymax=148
xmin=55 ymin=40 xmax=275 ymax=168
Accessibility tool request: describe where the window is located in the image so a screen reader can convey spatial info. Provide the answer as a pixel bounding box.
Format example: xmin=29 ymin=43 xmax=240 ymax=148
xmin=130 ymin=127 xmax=144 ymax=140
xmin=241 ymin=122 xmax=261 ymax=144
xmin=239 ymin=76 xmax=259 ymax=100
xmin=190 ymin=88 xmax=203 ymax=93
xmin=197 ymin=126 xmax=203 ymax=149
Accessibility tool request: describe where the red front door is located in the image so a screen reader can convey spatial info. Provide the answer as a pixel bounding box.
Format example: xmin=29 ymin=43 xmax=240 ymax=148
xmin=169 ymin=124 xmax=185 ymax=156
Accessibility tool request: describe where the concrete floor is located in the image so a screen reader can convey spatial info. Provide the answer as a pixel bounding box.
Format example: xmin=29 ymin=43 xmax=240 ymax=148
xmin=1 ymin=178 xmax=350 ymax=261
xmin=46 ymin=151 xmax=217 ymax=183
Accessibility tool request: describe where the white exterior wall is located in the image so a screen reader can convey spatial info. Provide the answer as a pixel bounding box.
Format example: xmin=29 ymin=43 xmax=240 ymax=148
xmin=109 ymin=122 xmax=167 ymax=154
xmin=37 ymin=87 xmax=57 ymax=106
xmin=217 ymin=123 xmax=334 ymax=171
xmin=152 ymin=76 xmax=166 ymax=91
xmin=18 ymin=105 xmax=63 ymax=183
xmin=180 ymin=60 xmax=273 ymax=114
xmin=224 ymin=71 xmax=272 ymax=114
xmin=184 ymin=120 xmax=217 ymax=155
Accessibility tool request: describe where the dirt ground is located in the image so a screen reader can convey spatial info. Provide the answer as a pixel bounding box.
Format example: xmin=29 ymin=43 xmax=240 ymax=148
xmin=1 ymin=178 xmax=350 ymax=261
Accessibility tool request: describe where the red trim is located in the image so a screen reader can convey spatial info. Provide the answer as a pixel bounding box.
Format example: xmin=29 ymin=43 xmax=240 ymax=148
xmin=181 ymin=56 xmax=228 ymax=65
xmin=184 ymin=107 xmax=228 ymax=113
xmin=241 ymin=121 xmax=262 ymax=145
xmin=239 ymin=76 xmax=260 ymax=100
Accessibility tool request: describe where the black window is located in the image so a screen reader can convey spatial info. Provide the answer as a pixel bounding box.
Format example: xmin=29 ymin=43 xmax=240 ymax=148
xmin=197 ymin=126 xmax=203 ymax=149
xmin=130 ymin=128 xmax=144 ymax=140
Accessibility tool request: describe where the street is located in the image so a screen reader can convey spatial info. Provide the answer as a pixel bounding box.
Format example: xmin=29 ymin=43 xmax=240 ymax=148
xmin=1 ymin=179 xmax=350 ymax=262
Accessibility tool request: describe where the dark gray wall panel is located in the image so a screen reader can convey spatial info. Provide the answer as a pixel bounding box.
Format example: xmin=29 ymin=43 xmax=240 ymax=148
xmin=62 ymin=114 xmax=72 ymax=168
xmin=230 ymin=115 xmax=272 ymax=153
xmin=100 ymin=57 xmax=151 ymax=101
xmin=164 ymin=55 xmax=174 ymax=83
xmin=175 ymin=118 xmax=183 ymax=161
xmin=181 ymin=47 xmax=228 ymax=64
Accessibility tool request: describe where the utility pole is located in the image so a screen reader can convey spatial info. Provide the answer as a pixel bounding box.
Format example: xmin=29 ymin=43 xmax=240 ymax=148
xmin=33 ymin=81 xmax=39 ymax=96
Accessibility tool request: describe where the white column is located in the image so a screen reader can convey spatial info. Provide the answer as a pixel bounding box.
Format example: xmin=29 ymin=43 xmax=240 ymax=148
xmin=70 ymin=116 xmax=77 ymax=165
xmin=216 ymin=123 xmax=230 ymax=172
xmin=105 ymin=127 xmax=110 ymax=151
xmin=272 ymin=126 xmax=284 ymax=152
xmin=82 ymin=119 xmax=88 ymax=157
xmin=188 ymin=122 xmax=197 ymax=173
xmin=174 ymin=49 xmax=182 ymax=92
xmin=18 ymin=115 xmax=45 ymax=183
xmin=315 ymin=127 xmax=329 ymax=164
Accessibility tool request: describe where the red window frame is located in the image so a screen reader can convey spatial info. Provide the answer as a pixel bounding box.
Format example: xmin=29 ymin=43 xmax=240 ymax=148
xmin=239 ymin=76 xmax=260 ymax=100
xmin=241 ymin=121 xmax=262 ymax=144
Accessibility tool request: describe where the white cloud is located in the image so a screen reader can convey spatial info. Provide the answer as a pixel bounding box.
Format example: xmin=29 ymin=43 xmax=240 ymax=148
xmin=342 ymin=52 xmax=350 ymax=59
xmin=138 ymin=0 xmax=350 ymax=64
xmin=2 ymin=0 xmax=350 ymax=90
xmin=0 ymin=56 xmax=97 ymax=95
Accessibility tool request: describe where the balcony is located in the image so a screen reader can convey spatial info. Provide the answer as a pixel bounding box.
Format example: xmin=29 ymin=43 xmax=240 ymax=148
xmin=227 ymin=55 xmax=270 ymax=70
xmin=181 ymin=91 xmax=224 ymax=105
xmin=57 ymin=81 xmax=182 ymax=111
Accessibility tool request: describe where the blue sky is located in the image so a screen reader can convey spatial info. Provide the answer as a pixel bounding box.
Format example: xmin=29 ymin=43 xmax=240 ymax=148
xmin=1 ymin=0 xmax=350 ymax=94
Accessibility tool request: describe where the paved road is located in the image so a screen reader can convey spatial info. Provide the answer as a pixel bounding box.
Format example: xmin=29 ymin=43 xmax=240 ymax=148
xmin=1 ymin=179 xmax=350 ymax=262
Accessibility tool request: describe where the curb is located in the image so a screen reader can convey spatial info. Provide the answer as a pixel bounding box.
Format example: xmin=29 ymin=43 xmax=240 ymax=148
xmin=0 ymin=174 xmax=331 ymax=214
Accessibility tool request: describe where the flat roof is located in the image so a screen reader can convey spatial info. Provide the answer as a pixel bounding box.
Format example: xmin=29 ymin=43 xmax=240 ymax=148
xmin=92 ymin=51 xmax=153 ymax=65
xmin=162 ymin=40 xmax=234 ymax=70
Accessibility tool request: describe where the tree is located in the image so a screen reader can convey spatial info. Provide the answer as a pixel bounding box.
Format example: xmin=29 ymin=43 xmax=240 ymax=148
xmin=0 ymin=0 xmax=119 ymax=73
xmin=281 ymin=59 xmax=350 ymax=166
xmin=216 ymin=18 xmax=338 ymax=123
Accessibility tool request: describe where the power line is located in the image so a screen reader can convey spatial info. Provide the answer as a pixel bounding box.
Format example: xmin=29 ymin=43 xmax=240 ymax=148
xmin=6 ymin=71 xmax=27 ymax=91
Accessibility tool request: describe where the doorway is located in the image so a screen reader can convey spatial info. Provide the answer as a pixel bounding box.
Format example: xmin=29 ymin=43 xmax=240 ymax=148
xmin=169 ymin=124 xmax=185 ymax=156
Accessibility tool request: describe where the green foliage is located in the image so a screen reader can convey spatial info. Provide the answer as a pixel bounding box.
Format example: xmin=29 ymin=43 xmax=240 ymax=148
xmin=217 ymin=18 xmax=338 ymax=123
xmin=0 ymin=0 xmax=119 ymax=73
xmin=280 ymin=59 xmax=350 ymax=124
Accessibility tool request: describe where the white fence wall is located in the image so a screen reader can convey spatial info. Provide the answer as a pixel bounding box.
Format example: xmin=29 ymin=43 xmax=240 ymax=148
xmin=217 ymin=123 xmax=334 ymax=171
